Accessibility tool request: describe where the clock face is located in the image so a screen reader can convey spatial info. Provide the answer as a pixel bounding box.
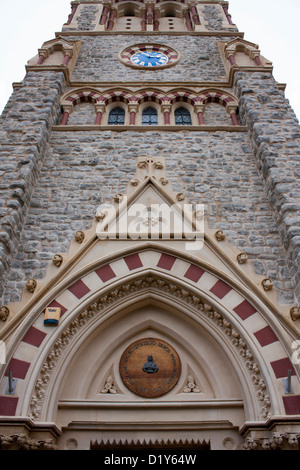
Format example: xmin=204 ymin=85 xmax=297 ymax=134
xmin=131 ymin=51 xmax=169 ymax=67
xmin=120 ymin=44 xmax=180 ymax=69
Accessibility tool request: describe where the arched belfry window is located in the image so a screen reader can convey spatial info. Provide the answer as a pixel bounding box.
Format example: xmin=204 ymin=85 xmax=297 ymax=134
xmin=108 ymin=107 xmax=125 ymax=125
xmin=142 ymin=107 xmax=158 ymax=125
xmin=174 ymin=107 xmax=192 ymax=125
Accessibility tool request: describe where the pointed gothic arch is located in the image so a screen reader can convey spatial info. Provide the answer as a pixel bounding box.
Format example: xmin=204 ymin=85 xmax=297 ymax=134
xmin=2 ymin=243 xmax=298 ymax=422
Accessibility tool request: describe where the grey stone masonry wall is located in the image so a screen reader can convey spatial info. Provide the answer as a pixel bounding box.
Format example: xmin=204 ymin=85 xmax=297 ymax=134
xmin=1 ymin=127 xmax=295 ymax=306
xmin=0 ymin=71 xmax=66 ymax=303
xmin=77 ymin=4 xmax=99 ymax=31
xmin=234 ymin=71 xmax=300 ymax=303
xmin=70 ymin=35 xmax=230 ymax=82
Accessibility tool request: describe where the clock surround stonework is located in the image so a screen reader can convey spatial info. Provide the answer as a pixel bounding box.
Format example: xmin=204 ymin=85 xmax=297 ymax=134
xmin=0 ymin=0 xmax=300 ymax=451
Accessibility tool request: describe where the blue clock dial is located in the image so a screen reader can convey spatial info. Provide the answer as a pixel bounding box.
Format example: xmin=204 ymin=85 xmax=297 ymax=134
xmin=130 ymin=51 xmax=169 ymax=67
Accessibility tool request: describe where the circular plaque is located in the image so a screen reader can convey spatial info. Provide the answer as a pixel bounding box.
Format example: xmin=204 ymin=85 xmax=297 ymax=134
xmin=119 ymin=337 xmax=181 ymax=398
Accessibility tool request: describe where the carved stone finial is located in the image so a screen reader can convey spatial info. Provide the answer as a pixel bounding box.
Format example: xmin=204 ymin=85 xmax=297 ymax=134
xmin=0 ymin=305 xmax=9 ymax=322
xmin=137 ymin=160 xmax=148 ymax=169
xmin=154 ymin=161 xmax=164 ymax=169
xmin=75 ymin=230 xmax=85 ymax=243
xmin=215 ymin=230 xmax=225 ymax=241
xmin=52 ymin=254 xmax=63 ymax=267
xmin=262 ymin=278 xmax=273 ymax=291
xmin=237 ymin=252 xmax=248 ymax=264
xmin=26 ymin=278 xmax=37 ymax=293
xmin=290 ymin=306 xmax=300 ymax=321
xmin=183 ymin=375 xmax=201 ymax=393
xmin=95 ymin=211 xmax=106 ymax=221
xmin=176 ymin=192 xmax=185 ymax=201
xmin=101 ymin=375 xmax=117 ymax=394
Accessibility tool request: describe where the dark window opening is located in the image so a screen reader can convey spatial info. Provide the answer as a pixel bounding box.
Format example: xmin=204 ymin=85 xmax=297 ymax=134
xmin=142 ymin=107 xmax=158 ymax=125
xmin=175 ymin=107 xmax=192 ymax=125
xmin=108 ymin=107 xmax=125 ymax=125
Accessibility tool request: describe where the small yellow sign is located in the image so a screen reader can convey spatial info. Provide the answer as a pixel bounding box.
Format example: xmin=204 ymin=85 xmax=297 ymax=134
xmin=44 ymin=307 xmax=61 ymax=326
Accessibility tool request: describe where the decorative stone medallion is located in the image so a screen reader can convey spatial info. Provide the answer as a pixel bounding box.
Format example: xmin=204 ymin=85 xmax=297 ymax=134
xmin=119 ymin=337 xmax=181 ymax=398
xmin=119 ymin=43 xmax=180 ymax=69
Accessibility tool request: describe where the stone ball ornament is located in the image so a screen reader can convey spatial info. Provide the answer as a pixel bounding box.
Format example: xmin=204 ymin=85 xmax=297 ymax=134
xmin=0 ymin=305 xmax=9 ymax=322
xmin=53 ymin=254 xmax=63 ymax=267
xmin=26 ymin=278 xmax=37 ymax=293
xmin=75 ymin=230 xmax=85 ymax=243
xmin=262 ymin=278 xmax=273 ymax=291
xmin=215 ymin=230 xmax=226 ymax=241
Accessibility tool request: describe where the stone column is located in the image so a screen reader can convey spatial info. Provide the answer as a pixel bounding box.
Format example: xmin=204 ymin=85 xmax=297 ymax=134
xmin=63 ymin=49 xmax=73 ymax=66
xmin=100 ymin=5 xmax=110 ymax=26
xmin=162 ymin=104 xmax=172 ymax=125
xmin=61 ymin=105 xmax=72 ymax=125
xmin=184 ymin=10 xmax=193 ymax=31
xmin=66 ymin=4 xmax=78 ymax=25
xmin=251 ymin=52 xmax=262 ymax=66
xmin=153 ymin=12 xmax=159 ymax=31
xmin=190 ymin=5 xmax=200 ymax=26
xmin=146 ymin=4 xmax=154 ymax=25
xmin=141 ymin=11 xmax=147 ymax=31
xmin=225 ymin=48 xmax=236 ymax=66
xmin=222 ymin=5 xmax=233 ymax=24
xmin=107 ymin=9 xmax=116 ymax=30
xmin=228 ymin=54 xmax=236 ymax=66
xmin=95 ymin=105 xmax=105 ymax=125
xmin=228 ymin=106 xmax=239 ymax=125
xmin=37 ymin=51 xmax=47 ymax=65
xmin=195 ymin=105 xmax=205 ymax=125
xmin=128 ymin=104 xmax=139 ymax=125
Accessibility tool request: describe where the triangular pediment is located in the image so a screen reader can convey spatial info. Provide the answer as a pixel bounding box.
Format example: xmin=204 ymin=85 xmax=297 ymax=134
xmin=95 ymin=160 xmax=204 ymax=247
xmin=225 ymin=38 xmax=259 ymax=50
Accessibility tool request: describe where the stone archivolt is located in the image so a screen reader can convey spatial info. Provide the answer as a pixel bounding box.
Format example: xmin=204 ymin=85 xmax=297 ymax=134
xmin=29 ymin=274 xmax=271 ymax=422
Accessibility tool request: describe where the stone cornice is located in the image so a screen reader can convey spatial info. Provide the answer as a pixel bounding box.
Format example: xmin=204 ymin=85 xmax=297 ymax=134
xmin=52 ymin=124 xmax=247 ymax=132
xmin=56 ymin=30 xmax=243 ymax=38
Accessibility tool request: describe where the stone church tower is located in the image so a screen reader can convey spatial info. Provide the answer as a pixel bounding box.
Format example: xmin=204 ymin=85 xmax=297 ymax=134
xmin=0 ymin=0 xmax=300 ymax=451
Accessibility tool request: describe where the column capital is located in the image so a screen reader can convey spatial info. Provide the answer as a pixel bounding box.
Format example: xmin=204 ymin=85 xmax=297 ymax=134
xmin=128 ymin=103 xmax=139 ymax=113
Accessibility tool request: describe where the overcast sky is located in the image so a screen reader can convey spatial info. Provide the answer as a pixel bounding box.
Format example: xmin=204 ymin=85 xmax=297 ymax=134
xmin=0 ymin=0 xmax=299 ymax=120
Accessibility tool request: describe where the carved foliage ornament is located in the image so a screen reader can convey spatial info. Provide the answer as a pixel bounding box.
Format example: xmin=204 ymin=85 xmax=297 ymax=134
xmin=29 ymin=275 xmax=271 ymax=421
xmin=26 ymin=278 xmax=37 ymax=293
xmin=0 ymin=433 xmax=56 ymax=450
xmin=0 ymin=306 xmax=9 ymax=321
xmin=243 ymin=433 xmax=300 ymax=451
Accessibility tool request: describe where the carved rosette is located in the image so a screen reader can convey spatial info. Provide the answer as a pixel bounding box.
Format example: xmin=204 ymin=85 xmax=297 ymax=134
xmin=29 ymin=275 xmax=271 ymax=421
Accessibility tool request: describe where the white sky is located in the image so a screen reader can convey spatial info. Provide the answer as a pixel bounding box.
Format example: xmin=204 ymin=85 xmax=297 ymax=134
xmin=0 ymin=0 xmax=299 ymax=120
